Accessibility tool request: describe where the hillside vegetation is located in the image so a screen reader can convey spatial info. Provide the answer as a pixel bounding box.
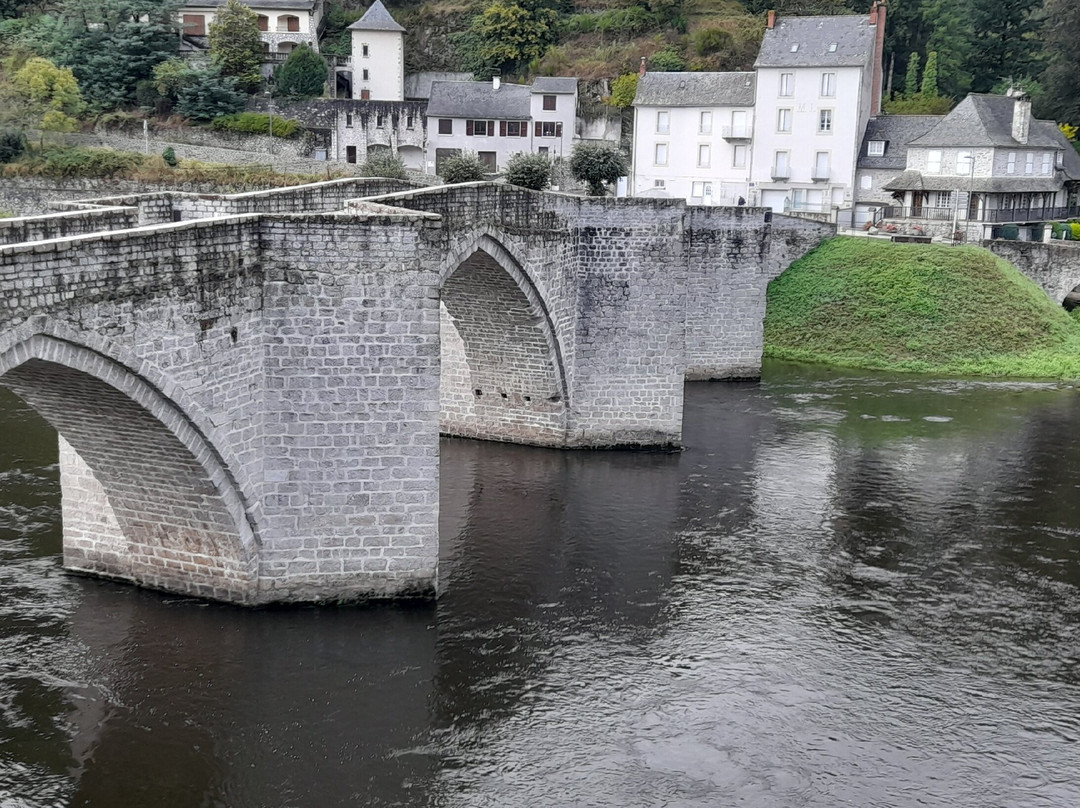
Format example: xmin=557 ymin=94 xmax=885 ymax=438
xmin=764 ymin=238 xmax=1080 ymax=379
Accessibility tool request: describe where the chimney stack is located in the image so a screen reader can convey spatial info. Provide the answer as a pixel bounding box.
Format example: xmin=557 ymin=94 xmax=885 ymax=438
xmin=639 ymin=56 xmax=647 ymax=77
xmin=870 ymin=0 xmax=887 ymax=115
xmin=1010 ymin=87 xmax=1031 ymax=144
xmin=767 ymin=9 xmax=776 ymax=28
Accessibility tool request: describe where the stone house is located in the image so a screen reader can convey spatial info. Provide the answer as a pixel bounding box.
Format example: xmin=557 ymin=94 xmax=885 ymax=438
xmin=862 ymin=91 xmax=1080 ymax=240
xmin=630 ymin=71 xmax=756 ymax=206
xmin=425 ymin=77 xmax=578 ymax=174
xmin=178 ymin=0 xmax=323 ymax=56
xmin=850 ymin=114 xmax=942 ymax=228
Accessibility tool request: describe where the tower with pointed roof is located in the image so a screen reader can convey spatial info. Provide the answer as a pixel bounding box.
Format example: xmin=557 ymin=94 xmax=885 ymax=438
xmin=348 ymin=0 xmax=406 ymax=101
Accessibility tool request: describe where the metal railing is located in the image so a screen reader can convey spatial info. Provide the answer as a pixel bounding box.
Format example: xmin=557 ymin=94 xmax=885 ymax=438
xmin=784 ymin=201 xmax=833 ymax=214
xmin=721 ymin=126 xmax=753 ymax=140
xmin=880 ymin=204 xmax=1080 ymax=223
xmin=771 ymin=168 xmax=790 ymax=181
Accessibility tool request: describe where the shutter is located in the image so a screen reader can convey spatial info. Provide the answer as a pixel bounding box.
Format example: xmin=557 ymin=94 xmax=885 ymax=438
xmin=535 ymin=121 xmax=542 ymax=137
xmin=489 ymin=121 xmax=495 ymax=136
xmin=466 ymin=120 xmax=474 ymax=136
xmin=521 ymin=122 xmax=528 ymax=137
xmin=288 ymin=15 xmax=299 ymax=31
xmin=556 ymin=122 xmax=562 ymax=137
xmin=500 ymin=121 xmax=506 ymax=137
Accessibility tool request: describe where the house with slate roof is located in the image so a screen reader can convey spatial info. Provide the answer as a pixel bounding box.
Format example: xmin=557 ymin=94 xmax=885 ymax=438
xmin=348 ymin=0 xmax=405 ymax=101
xmin=178 ymin=0 xmax=323 ymax=56
xmin=870 ymin=91 xmax=1080 ymax=240
xmin=749 ymin=3 xmax=887 ymax=216
xmin=630 ymin=71 xmax=756 ymax=205
xmin=851 ymin=114 xmax=943 ymax=227
xmin=425 ymin=77 xmax=578 ymax=174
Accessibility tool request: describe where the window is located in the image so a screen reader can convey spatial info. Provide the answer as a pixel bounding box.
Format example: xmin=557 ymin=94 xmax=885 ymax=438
xmin=406 ymin=115 xmax=414 ymax=130
xmin=362 ymin=44 xmax=369 ymax=57
xmin=654 ymin=179 xmax=665 ymax=188
xmin=478 ymin=151 xmax=497 ymax=171
xmin=345 ymin=112 xmax=354 ymax=128
xmin=777 ymin=108 xmax=792 ymax=133
xmin=692 ymin=181 xmax=713 ymax=198
xmin=182 ymin=14 xmax=205 ymax=35
xmin=699 ymin=111 xmax=712 ymax=135
xmin=773 ymin=150 xmax=790 ymax=177
xmin=655 ymin=143 xmax=668 ymax=166
xmin=467 ymin=120 xmax=491 ymax=136
xmin=956 ymin=150 xmax=973 ymax=174
xmin=732 ymin=144 xmax=747 ymax=168
xmin=927 ymin=150 xmax=942 ymax=173
xmin=362 ymin=69 xmax=369 ymax=81
xmin=698 ymin=144 xmax=711 ymax=167
xmin=867 ymin=140 xmax=885 ymax=156
xmin=860 ymin=174 xmax=872 ymax=190
xmin=818 ymin=109 xmax=833 ymax=133
xmin=656 ymin=110 xmax=670 ymax=134
xmin=730 ymin=110 xmax=748 ymax=138
xmin=278 ymin=14 xmax=300 ymax=32
xmin=256 ymin=14 xmax=268 ymax=31
xmin=1007 ymin=152 xmax=1016 ymax=174
xmin=438 ymin=119 xmax=453 ymax=135
xmin=820 ymin=72 xmax=836 ymax=97
xmin=543 ymin=95 xmax=556 ymax=111
xmin=932 ymin=191 xmax=952 ymax=208
xmin=536 ymin=121 xmax=561 ymax=137
xmin=1025 ymin=153 xmax=1035 ymax=174
xmin=814 ymin=151 xmax=829 ymax=179
xmin=779 ymin=73 xmax=794 ymax=96
xmin=502 ymin=120 xmax=528 ymax=137
xmin=376 ymin=113 xmax=385 ymax=128
xmin=1057 ymin=151 xmax=1065 ymax=168
xmin=1043 ymin=152 xmax=1053 ymax=174
xmin=538 ymin=146 xmax=549 ymax=154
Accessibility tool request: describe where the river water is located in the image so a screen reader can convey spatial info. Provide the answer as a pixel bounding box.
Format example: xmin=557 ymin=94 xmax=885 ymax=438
xmin=2 ymin=362 xmax=1079 ymax=807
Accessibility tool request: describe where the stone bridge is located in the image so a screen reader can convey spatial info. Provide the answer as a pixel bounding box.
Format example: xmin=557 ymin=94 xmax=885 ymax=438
xmin=986 ymin=240 xmax=1080 ymax=305
xmin=0 ymin=178 xmax=831 ymax=604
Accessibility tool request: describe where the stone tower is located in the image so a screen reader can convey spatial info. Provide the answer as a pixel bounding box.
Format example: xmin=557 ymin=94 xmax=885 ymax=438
xmin=348 ymin=0 xmax=406 ymax=101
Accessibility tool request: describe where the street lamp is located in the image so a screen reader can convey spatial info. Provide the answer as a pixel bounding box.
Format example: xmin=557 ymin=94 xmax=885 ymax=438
xmin=265 ymin=88 xmax=274 ymax=155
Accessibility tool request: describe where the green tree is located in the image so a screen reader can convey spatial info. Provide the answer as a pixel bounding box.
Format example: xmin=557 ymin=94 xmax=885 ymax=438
xmin=360 ymin=150 xmax=407 ymax=179
xmin=968 ymin=0 xmax=1040 ymax=94
xmin=274 ymin=44 xmax=326 ymax=99
xmin=441 ymin=151 xmax=486 ymax=183
xmin=904 ymin=51 xmax=920 ymax=98
xmin=609 ymin=73 xmax=638 ymax=108
xmin=458 ymin=0 xmax=559 ymax=78
xmin=209 ymin=0 xmax=263 ymax=92
xmin=649 ymin=47 xmax=686 ymax=72
xmin=5 ymin=56 xmax=83 ymax=134
xmin=504 ymin=151 xmax=551 ymax=190
xmin=46 ymin=0 xmax=180 ymax=109
xmin=1038 ymin=0 xmax=1080 ymax=123
xmin=175 ymin=66 xmax=246 ymax=120
xmin=922 ymin=0 xmax=972 ymax=98
xmin=569 ymin=142 xmax=627 ymax=196
xmin=920 ymin=50 xmax=938 ymax=97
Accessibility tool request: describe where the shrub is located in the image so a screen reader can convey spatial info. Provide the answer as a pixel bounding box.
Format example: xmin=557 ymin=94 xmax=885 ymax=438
xmin=504 ymin=152 xmax=551 ymax=190
xmin=359 ymin=151 xmax=408 ymax=179
xmin=694 ymin=26 xmax=733 ymax=57
xmin=0 ymin=130 xmax=27 ymax=164
xmin=176 ymin=69 xmax=247 ymax=121
xmin=1070 ymin=222 xmax=1080 ymax=240
xmin=8 ymin=145 xmax=146 ymax=179
xmin=569 ymin=142 xmax=627 ymax=196
xmin=440 ymin=151 xmax=487 ymax=183
xmin=649 ymin=47 xmax=686 ymax=72
xmin=609 ymin=73 xmax=638 ymax=108
xmin=211 ymin=112 xmax=301 ymax=138
xmin=162 ymin=146 xmax=178 ymax=167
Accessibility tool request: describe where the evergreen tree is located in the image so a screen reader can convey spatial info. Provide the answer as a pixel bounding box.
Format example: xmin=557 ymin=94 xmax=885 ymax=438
xmin=457 ymin=0 xmax=559 ymax=78
xmin=273 ymin=44 xmax=327 ymax=99
xmin=1038 ymin=0 xmax=1080 ymax=124
xmin=922 ymin=0 xmax=972 ymax=98
xmin=209 ymin=0 xmax=263 ymax=92
xmin=968 ymin=0 xmax=1040 ymax=94
xmin=904 ymin=51 xmax=920 ymax=98
xmin=175 ymin=66 xmax=246 ymax=119
xmin=920 ymin=51 xmax=938 ymax=97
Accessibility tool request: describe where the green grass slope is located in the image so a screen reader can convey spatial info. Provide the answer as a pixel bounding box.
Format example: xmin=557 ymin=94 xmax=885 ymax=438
xmin=764 ymin=237 xmax=1080 ymax=379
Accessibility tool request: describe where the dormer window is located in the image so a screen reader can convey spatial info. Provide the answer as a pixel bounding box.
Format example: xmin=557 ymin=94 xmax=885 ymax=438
xmin=828 ymin=43 xmax=837 ymax=52
xmin=791 ymin=44 xmax=799 ymax=52
xmin=867 ymin=140 xmax=885 ymax=156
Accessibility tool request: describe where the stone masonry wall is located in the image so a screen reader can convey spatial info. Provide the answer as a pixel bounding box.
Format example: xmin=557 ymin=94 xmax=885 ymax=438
xmin=0 ymin=207 xmax=139 ymax=246
xmin=986 ymin=239 xmax=1080 ymax=304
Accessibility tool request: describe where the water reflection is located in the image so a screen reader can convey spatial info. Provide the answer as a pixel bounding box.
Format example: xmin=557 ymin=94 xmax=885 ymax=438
xmin=2 ymin=367 xmax=1080 ymax=806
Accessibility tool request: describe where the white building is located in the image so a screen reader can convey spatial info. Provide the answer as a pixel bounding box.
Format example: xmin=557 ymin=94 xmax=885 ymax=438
xmin=348 ymin=0 xmax=405 ymax=102
xmin=631 ymin=71 xmax=756 ymax=205
xmin=425 ymin=77 xmax=577 ymax=174
xmin=179 ymin=0 xmax=323 ymax=55
xmin=749 ymin=4 xmax=886 ymax=215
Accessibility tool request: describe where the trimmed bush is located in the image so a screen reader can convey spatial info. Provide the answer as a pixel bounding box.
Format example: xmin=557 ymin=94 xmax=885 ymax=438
xmin=569 ymin=142 xmax=627 ymax=196
xmin=211 ymin=112 xmax=301 ymax=138
xmin=504 ymin=152 xmax=551 ymax=190
xmin=359 ymin=151 xmax=408 ymax=179
xmin=440 ymin=151 xmax=486 ymax=183
xmin=162 ymin=146 xmax=178 ymax=167
xmin=0 ymin=130 xmax=27 ymax=164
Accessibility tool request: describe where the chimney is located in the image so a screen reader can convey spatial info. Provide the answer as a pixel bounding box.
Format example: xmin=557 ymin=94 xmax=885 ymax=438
xmin=493 ymin=75 xmax=501 ymax=91
xmin=767 ymin=9 xmax=776 ymax=28
xmin=870 ymin=0 xmax=887 ymax=115
xmin=639 ymin=56 xmax=647 ymax=77
xmin=1011 ymin=87 xmax=1031 ymax=144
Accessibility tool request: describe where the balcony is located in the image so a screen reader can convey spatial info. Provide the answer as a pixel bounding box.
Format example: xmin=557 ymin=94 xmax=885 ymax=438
xmin=770 ymin=167 xmax=791 ymax=181
xmin=721 ymin=126 xmax=753 ymax=142
xmin=810 ymin=169 xmax=830 ymax=182
xmin=879 ymin=204 xmax=1080 ymax=223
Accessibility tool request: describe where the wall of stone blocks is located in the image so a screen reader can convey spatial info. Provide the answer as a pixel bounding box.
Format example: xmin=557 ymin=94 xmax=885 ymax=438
xmin=0 ymin=207 xmax=139 ymax=246
xmin=986 ymin=239 xmax=1080 ymax=304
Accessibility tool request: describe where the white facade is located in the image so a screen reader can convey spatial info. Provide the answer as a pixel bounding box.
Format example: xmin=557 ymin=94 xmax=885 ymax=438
xmin=632 ymin=103 xmax=754 ymax=205
xmin=751 ymin=64 xmax=873 ymax=214
xmin=179 ymin=1 xmax=322 ymax=54
xmin=350 ymin=29 xmax=404 ymax=102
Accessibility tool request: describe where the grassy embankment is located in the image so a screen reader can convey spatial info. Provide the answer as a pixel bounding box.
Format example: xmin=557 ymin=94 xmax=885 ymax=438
xmin=764 ymin=237 xmax=1080 ymax=379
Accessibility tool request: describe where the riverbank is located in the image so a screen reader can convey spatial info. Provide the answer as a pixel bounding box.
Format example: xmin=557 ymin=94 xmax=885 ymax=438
xmin=764 ymin=236 xmax=1080 ymax=379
